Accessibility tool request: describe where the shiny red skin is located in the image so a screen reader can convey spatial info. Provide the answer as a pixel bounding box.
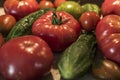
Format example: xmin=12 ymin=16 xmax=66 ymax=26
xmin=0 ymin=35 xmax=54 ymax=80
xmin=101 ymin=0 xmax=120 ymax=16
xmin=4 ymin=0 xmax=39 ymax=20
xmin=39 ymin=0 xmax=54 ymax=9
xmin=32 ymin=11 xmax=81 ymax=52
xmin=96 ymin=15 xmax=120 ymax=63
xmin=79 ymin=11 xmax=100 ymax=31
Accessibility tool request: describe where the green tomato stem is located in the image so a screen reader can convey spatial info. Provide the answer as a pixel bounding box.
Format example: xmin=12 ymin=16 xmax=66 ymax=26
xmin=52 ymin=11 xmax=70 ymax=25
xmin=52 ymin=11 xmax=62 ymax=25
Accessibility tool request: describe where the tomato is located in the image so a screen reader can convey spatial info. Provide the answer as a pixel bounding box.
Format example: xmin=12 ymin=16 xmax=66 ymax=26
xmin=0 ymin=35 xmax=54 ymax=80
xmin=4 ymin=0 xmax=39 ymax=21
xmin=96 ymin=15 xmax=120 ymax=63
xmin=39 ymin=0 xmax=54 ymax=9
xmin=54 ymin=0 xmax=66 ymax=8
xmin=56 ymin=1 xmax=83 ymax=19
xmin=92 ymin=59 xmax=120 ymax=80
xmin=101 ymin=0 xmax=120 ymax=16
xmin=32 ymin=11 xmax=81 ymax=52
xmin=79 ymin=11 xmax=100 ymax=31
xmin=0 ymin=14 xmax=16 ymax=35
xmin=81 ymin=3 xmax=100 ymax=15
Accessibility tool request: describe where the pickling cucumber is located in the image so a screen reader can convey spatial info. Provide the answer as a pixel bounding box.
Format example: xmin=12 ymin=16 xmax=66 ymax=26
xmin=58 ymin=33 xmax=96 ymax=80
xmin=6 ymin=8 xmax=54 ymax=41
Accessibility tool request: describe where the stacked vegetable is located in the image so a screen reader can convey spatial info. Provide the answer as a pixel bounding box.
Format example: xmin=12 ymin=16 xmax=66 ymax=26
xmin=0 ymin=0 xmax=120 ymax=80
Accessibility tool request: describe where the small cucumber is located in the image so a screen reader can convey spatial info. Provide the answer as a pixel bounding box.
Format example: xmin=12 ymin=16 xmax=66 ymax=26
xmin=58 ymin=33 xmax=96 ymax=80
xmin=6 ymin=8 xmax=54 ymax=41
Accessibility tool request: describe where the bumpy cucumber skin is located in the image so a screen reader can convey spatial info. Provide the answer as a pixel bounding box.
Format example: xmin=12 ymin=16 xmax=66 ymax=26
xmin=6 ymin=8 xmax=54 ymax=41
xmin=58 ymin=33 xmax=96 ymax=80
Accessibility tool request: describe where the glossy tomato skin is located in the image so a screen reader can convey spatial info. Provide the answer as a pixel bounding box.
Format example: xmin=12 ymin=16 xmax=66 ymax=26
xmin=0 ymin=14 xmax=16 ymax=35
xmin=39 ymin=0 xmax=54 ymax=9
xmin=101 ymin=0 xmax=120 ymax=16
xmin=4 ymin=0 xmax=39 ymax=21
xmin=79 ymin=11 xmax=100 ymax=31
xmin=92 ymin=59 xmax=120 ymax=80
xmin=32 ymin=11 xmax=81 ymax=52
xmin=96 ymin=15 xmax=120 ymax=63
xmin=0 ymin=35 xmax=54 ymax=80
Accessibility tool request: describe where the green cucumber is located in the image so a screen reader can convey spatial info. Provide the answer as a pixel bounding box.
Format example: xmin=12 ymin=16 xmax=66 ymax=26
xmin=6 ymin=8 xmax=54 ymax=41
xmin=58 ymin=33 xmax=96 ymax=80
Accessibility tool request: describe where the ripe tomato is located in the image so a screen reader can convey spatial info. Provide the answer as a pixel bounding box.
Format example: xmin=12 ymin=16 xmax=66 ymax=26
xmin=32 ymin=11 xmax=81 ymax=52
xmin=0 ymin=14 xmax=16 ymax=35
xmin=39 ymin=0 xmax=54 ymax=9
xmin=79 ymin=11 xmax=100 ymax=31
xmin=4 ymin=0 xmax=39 ymax=21
xmin=0 ymin=35 xmax=54 ymax=80
xmin=54 ymin=0 xmax=66 ymax=8
xmin=92 ymin=59 xmax=120 ymax=80
xmin=96 ymin=15 xmax=120 ymax=63
xmin=101 ymin=0 xmax=120 ymax=16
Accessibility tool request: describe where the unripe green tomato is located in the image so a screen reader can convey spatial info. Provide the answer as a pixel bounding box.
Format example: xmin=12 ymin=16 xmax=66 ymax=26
xmin=56 ymin=1 xmax=83 ymax=19
xmin=82 ymin=3 xmax=100 ymax=15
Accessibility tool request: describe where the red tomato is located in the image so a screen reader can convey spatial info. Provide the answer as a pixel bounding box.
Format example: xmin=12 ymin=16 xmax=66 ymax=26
xmin=39 ymin=0 xmax=54 ymax=9
xmin=4 ymin=0 xmax=39 ymax=21
xmin=32 ymin=11 xmax=81 ymax=52
xmin=79 ymin=11 xmax=100 ymax=31
xmin=96 ymin=15 xmax=120 ymax=63
xmin=0 ymin=14 xmax=16 ymax=35
xmin=101 ymin=0 xmax=120 ymax=16
xmin=0 ymin=35 xmax=54 ymax=80
xmin=54 ymin=0 xmax=66 ymax=8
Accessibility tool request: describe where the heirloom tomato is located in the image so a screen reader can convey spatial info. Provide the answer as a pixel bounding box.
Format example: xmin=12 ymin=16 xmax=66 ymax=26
xmin=32 ymin=11 xmax=81 ymax=52
xmin=0 ymin=35 xmax=54 ymax=80
xmin=4 ymin=0 xmax=39 ymax=20
xmin=101 ymin=0 xmax=120 ymax=16
xmin=96 ymin=15 xmax=120 ymax=63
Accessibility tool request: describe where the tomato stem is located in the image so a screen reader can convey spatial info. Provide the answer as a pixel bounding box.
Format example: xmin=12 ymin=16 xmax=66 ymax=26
xmin=52 ymin=11 xmax=62 ymax=25
xmin=52 ymin=11 xmax=70 ymax=25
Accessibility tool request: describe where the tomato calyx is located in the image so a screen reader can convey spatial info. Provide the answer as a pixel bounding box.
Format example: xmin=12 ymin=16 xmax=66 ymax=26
xmin=52 ymin=11 xmax=70 ymax=25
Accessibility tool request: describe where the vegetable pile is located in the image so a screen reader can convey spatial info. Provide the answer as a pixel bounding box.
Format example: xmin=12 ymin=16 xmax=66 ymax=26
xmin=0 ymin=0 xmax=120 ymax=80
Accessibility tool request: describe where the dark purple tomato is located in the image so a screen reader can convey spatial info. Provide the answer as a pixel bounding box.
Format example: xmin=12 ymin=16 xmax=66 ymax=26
xmin=0 ymin=35 xmax=54 ymax=80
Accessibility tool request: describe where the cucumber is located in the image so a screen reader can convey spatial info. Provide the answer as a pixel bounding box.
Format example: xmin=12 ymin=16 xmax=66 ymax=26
xmin=6 ymin=8 xmax=54 ymax=41
xmin=58 ymin=33 xmax=96 ymax=80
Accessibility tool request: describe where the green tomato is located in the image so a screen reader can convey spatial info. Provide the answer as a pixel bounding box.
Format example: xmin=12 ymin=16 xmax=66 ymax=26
xmin=82 ymin=3 xmax=100 ymax=15
xmin=56 ymin=1 xmax=83 ymax=19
